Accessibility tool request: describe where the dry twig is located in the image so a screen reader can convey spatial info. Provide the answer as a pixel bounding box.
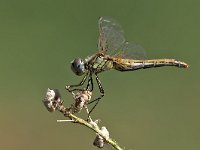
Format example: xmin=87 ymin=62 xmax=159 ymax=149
xmin=43 ymin=88 xmax=123 ymax=150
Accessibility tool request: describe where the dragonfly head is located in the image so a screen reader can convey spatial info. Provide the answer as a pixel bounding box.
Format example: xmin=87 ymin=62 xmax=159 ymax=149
xmin=71 ymin=58 xmax=86 ymax=76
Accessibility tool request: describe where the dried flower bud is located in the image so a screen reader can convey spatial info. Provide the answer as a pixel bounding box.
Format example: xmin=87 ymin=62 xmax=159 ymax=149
xmin=93 ymin=135 xmax=104 ymax=148
xmin=93 ymin=126 xmax=109 ymax=148
xmin=43 ymin=88 xmax=62 ymax=112
xmin=71 ymin=90 xmax=92 ymax=113
xmin=100 ymin=127 xmax=109 ymax=140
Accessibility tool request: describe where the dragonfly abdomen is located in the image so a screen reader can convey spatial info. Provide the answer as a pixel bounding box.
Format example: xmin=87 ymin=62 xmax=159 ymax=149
xmin=113 ymin=58 xmax=189 ymax=71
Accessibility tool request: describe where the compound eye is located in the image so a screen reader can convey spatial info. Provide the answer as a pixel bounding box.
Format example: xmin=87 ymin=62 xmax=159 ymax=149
xmin=71 ymin=58 xmax=85 ymax=76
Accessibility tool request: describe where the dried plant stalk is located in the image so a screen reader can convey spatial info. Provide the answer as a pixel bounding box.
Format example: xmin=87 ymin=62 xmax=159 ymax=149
xmin=43 ymin=88 xmax=123 ymax=150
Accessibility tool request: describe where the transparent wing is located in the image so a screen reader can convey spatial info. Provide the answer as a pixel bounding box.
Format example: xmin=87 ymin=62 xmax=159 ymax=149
xmin=98 ymin=16 xmax=125 ymax=53
xmin=119 ymin=41 xmax=147 ymax=59
xmin=98 ymin=16 xmax=147 ymax=60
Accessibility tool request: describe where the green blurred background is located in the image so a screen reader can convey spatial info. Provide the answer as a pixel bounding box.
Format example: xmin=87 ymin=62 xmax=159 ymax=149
xmin=0 ymin=0 xmax=199 ymax=150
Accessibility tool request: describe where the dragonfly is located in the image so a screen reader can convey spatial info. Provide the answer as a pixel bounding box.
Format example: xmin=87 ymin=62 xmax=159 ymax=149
xmin=67 ymin=16 xmax=189 ymax=115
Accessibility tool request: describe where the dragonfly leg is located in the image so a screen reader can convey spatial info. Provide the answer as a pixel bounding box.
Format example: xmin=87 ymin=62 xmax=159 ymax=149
xmin=86 ymin=73 xmax=93 ymax=91
xmin=66 ymin=72 xmax=89 ymax=92
xmin=88 ymin=74 xmax=104 ymax=117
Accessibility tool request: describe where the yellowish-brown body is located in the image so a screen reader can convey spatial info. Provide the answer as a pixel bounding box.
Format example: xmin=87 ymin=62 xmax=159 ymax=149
xmin=111 ymin=57 xmax=189 ymax=71
xmin=86 ymin=52 xmax=188 ymax=73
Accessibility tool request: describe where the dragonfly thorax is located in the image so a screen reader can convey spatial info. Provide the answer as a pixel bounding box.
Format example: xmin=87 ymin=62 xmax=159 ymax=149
xmin=85 ymin=54 xmax=114 ymax=74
